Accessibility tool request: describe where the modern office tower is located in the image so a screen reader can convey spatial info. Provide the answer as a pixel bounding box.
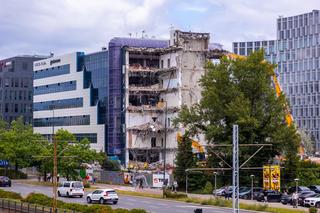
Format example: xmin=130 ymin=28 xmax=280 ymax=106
xmin=233 ymin=10 xmax=320 ymax=152
xmin=108 ymin=30 xmax=222 ymax=167
xmin=0 ymin=55 xmax=46 ymax=124
xmin=33 ymin=51 xmax=108 ymax=151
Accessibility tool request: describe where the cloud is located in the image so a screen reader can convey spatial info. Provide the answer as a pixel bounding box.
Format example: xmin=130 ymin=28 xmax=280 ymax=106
xmin=0 ymin=0 xmax=319 ymax=58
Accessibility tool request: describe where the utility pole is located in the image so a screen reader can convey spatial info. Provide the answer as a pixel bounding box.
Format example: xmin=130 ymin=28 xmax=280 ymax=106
xmin=163 ymin=100 xmax=167 ymax=198
xmin=232 ymin=125 xmax=239 ymax=213
xmin=51 ymin=106 xmax=57 ymax=213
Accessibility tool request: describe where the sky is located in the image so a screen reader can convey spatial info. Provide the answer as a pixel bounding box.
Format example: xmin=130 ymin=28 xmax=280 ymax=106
xmin=0 ymin=0 xmax=319 ymax=59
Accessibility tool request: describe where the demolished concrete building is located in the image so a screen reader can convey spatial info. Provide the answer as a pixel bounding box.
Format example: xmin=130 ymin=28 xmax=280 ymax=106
xmin=122 ymin=30 xmax=224 ymax=169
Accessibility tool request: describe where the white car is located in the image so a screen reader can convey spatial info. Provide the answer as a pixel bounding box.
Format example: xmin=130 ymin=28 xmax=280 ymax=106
xmin=86 ymin=189 xmax=119 ymax=205
xmin=57 ymin=181 xmax=84 ymax=198
xmin=304 ymin=194 xmax=320 ymax=208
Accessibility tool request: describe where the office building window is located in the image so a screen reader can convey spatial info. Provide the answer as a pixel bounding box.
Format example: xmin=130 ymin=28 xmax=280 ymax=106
xmin=33 ymin=115 xmax=90 ymax=127
xmin=33 ymin=81 xmax=76 ymax=95
xmin=34 ymin=64 xmax=70 ymax=79
xmin=33 ymin=98 xmax=83 ymax=111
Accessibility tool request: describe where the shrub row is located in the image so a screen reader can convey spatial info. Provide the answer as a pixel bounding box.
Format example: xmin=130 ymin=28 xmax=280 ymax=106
xmin=0 ymin=189 xmax=23 ymax=200
xmin=164 ymin=189 xmax=188 ymax=199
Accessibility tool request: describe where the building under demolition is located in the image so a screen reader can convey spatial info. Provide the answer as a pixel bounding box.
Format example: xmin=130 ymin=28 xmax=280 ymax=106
xmin=122 ymin=30 xmax=224 ymax=169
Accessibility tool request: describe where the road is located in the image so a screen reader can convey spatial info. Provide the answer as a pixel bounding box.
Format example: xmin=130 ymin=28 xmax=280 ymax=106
xmin=1 ymin=182 xmax=258 ymax=213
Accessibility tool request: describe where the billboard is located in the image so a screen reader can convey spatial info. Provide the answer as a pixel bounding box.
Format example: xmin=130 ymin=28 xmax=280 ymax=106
xmin=263 ymin=165 xmax=280 ymax=191
xmin=152 ymin=173 xmax=170 ymax=188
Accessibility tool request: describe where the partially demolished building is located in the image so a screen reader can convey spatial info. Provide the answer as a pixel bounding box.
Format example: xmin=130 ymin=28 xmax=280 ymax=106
xmin=121 ymin=30 xmax=223 ymax=168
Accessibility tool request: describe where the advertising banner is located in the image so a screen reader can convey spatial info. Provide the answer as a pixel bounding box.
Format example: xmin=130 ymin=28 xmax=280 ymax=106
xmin=263 ymin=165 xmax=280 ymax=191
xmin=152 ymin=173 xmax=170 ymax=188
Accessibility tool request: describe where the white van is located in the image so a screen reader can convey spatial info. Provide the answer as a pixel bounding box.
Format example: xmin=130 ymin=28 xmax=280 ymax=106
xmin=57 ymin=181 xmax=84 ymax=198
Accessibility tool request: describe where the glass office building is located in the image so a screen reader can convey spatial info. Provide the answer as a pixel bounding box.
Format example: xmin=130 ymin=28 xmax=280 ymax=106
xmin=33 ymin=51 xmax=108 ymax=151
xmin=233 ymin=10 xmax=320 ymax=152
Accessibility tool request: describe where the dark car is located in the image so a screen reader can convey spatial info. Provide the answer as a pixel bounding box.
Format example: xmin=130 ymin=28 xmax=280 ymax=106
xmin=288 ymin=186 xmax=310 ymax=194
xmin=239 ymin=187 xmax=264 ymax=200
xmin=298 ymin=191 xmax=318 ymax=206
xmin=256 ymin=190 xmax=282 ymax=202
xmin=309 ymin=185 xmax=320 ymax=193
xmin=0 ymin=176 xmax=11 ymax=187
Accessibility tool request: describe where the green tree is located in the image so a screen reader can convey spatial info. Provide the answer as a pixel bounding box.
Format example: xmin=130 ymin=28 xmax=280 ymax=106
xmin=173 ymin=132 xmax=197 ymax=190
xmin=174 ymin=50 xmax=300 ymax=184
xmin=0 ymin=117 xmax=44 ymax=170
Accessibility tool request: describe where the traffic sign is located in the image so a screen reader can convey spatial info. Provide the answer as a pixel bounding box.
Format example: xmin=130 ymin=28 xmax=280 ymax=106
xmin=0 ymin=160 xmax=9 ymax=167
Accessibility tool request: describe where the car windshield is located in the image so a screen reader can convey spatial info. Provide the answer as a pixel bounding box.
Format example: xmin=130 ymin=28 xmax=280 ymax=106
xmin=239 ymin=187 xmax=249 ymax=192
xmin=72 ymin=182 xmax=83 ymax=188
xmin=300 ymin=187 xmax=310 ymax=191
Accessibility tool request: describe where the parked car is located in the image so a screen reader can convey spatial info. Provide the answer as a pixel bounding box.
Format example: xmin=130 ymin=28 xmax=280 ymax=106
xmin=304 ymin=194 xmax=320 ymax=208
xmin=239 ymin=187 xmax=264 ymax=200
xmin=256 ymin=190 xmax=282 ymax=202
xmin=309 ymin=185 xmax=320 ymax=193
xmin=57 ymin=181 xmax=84 ymax=198
xmin=298 ymin=191 xmax=318 ymax=206
xmin=86 ymin=189 xmax=119 ymax=205
xmin=212 ymin=187 xmax=225 ymax=196
xmin=0 ymin=176 xmax=11 ymax=187
xmin=288 ymin=186 xmax=310 ymax=194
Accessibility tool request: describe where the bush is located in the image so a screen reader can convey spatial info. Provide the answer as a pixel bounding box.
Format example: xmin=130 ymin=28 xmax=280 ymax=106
xmin=130 ymin=209 xmax=148 ymax=213
xmin=309 ymin=207 xmax=317 ymax=213
xmin=0 ymin=189 xmax=23 ymax=200
xmin=0 ymin=169 xmax=27 ymax=179
xmin=164 ymin=189 xmax=187 ymax=199
xmin=83 ymin=182 xmax=91 ymax=188
xmin=202 ymin=181 xmax=213 ymax=194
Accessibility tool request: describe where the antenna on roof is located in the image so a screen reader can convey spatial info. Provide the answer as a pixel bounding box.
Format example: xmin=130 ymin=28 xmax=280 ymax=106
xmin=128 ymin=33 xmax=132 ymax=38
xmin=142 ymin=30 xmax=145 ymax=39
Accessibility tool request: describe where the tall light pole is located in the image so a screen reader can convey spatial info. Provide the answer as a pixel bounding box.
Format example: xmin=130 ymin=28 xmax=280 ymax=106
xmin=250 ymin=175 xmax=255 ymax=200
xmin=294 ymin=178 xmax=299 ymax=193
xmin=213 ymin=172 xmax=217 ymax=196
xmin=162 ymin=100 xmax=167 ymax=198
xmin=51 ymin=105 xmax=57 ymax=213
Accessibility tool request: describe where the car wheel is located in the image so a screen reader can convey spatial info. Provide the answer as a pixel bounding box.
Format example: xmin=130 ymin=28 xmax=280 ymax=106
xmin=87 ymin=197 xmax=92 ymax=203
xmin=243 ymin=195 xmax=248 ymax=200
xmin=58 ymin=191 xmax=61 ymax=197
xmin=316 ymin=202 xmax=320 ymax=208
xmin=113 ymin=201 xmax=118 ymax=205
xmin=99 ymin=198 xmax=105 ymax=205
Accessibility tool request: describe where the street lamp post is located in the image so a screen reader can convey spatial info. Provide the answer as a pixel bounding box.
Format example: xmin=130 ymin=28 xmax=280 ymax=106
xmin=294 ymin=178 xmax=299 ymax=193
xmin=51 ymin=105 xmax=57 ymax=213
xmin=213 ymin=172 xmax=217 ymax=196
xmin=250 ymin=175 xmax=255 ymax=200
xmin=162 ymin=100 xmax=168 ymax=198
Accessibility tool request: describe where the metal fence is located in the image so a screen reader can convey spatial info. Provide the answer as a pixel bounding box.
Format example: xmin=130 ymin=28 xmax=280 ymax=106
xmin=0 ymin=199 xmax=75 ymax=213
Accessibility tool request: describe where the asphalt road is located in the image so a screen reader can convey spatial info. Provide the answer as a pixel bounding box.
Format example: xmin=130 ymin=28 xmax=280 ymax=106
xmin=1 ymin=182 xmax=257 ymax=213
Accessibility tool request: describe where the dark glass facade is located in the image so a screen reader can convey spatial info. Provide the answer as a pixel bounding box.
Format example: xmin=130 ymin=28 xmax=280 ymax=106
xmin=0 ymin=56 xmax=46 ymax=124
xmin=33 ymin=81 xmax=76 ymax=95
xmin=34 ymin=115 xmax=90 ymax=127
xmin=34 ymin=64 xmax=70 ymax=79
xmin=33 ymin=97 xmax=83 ymax=111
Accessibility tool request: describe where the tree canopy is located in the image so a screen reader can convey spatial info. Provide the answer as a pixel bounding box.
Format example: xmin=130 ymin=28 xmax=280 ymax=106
xmin=174 ymin=50 xmax=300 ymax=178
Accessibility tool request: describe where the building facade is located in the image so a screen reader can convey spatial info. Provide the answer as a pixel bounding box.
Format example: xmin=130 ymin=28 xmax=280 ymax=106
xmin=233 ymin=10 xmax=320 ymax=152
xmin=0 ymin=56 xmax=46 ymax=124
xmin=106 ymin=30 xmax=222 ymax=168
xmin=33 ymin=51 xmax=108 ymax=151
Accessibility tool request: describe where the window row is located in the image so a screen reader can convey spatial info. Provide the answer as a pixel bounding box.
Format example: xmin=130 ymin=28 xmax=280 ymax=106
xmin=279 ymin=36 xmax=320 ymax=52
xmin=279 ymin=71 xmax=320 ymax=84
xmin=33 ymin=115 xmax=90 ymax=127
xmin=296 ymin=118 xmax=320 ymax=133
xmin=34 ymin=64 xmax=70 ymax=79
xmin=34 ymin=81 xmax=76 ymax=95
xmin=33 ymin=97 xmax=83 ymax=111
xmin=289 ymin=94 xmax=320 ymax=106
xmin=0 ymin=90 xmax=33 ymax=101
xmin=278 ymin=12 xmax=320 ymax=31
xmin=0 ymin=103 xmax=32 ymax=113
xmin=292 ymin=106 xmax=320 ymax=117
xmin=0 ymin=77 xmax=31 ymax=88
xmin=41 ymin=133 xmax=97 ymax=144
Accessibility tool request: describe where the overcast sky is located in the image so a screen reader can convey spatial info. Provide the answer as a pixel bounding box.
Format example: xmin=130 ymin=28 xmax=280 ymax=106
xmin=0 ymin=0 xmax=319 ymax=59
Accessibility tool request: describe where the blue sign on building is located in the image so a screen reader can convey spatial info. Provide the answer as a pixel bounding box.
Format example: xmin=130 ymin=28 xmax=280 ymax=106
xmin=0 ymin=160 xmax=9 ymax=167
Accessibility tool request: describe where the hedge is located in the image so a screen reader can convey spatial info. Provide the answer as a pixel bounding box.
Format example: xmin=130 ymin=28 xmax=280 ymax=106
xmin=0 ymin=189 xmax=23 ymax=200
xmin=164 ymin=189 xmax=188 ymax=199
xmin=0 ymin=169 xmax=27 ymax=179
